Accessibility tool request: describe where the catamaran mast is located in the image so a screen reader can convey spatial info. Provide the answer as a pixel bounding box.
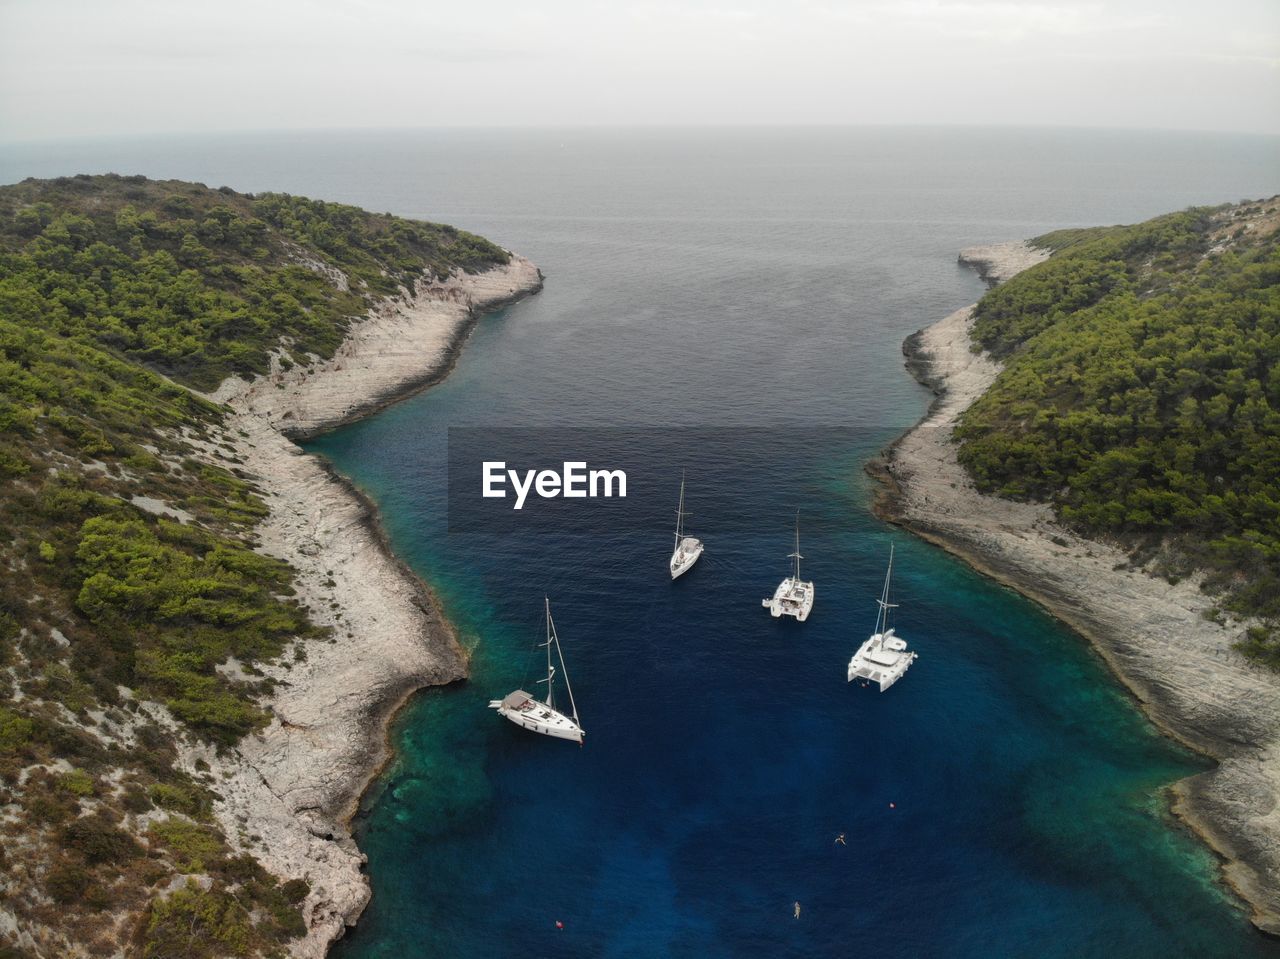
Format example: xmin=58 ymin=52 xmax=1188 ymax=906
xmin=875 ymin=545 xmax=898 ymax=635
xmin=788 ymin=511 xmax=803 ymax=581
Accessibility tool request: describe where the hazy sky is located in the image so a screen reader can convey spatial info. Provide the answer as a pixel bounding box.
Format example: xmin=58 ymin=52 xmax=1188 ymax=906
xmin=2 ymin=0 xmax=1278 ymax=141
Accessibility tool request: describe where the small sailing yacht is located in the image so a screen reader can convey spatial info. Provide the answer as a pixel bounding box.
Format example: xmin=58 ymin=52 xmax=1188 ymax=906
xmin=669 ymin=473 xmax=704 ymax=579
xmin=489 ymin=599 xmax=584 ymax=744
xmin=762 ymin=513 xmax=815 ymax=621
xmin=847 ymin=545 xmax=917 ymax=690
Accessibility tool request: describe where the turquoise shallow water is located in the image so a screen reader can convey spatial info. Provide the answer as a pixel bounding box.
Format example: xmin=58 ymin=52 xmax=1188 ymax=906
xmin=5 ymin=127 xmax=1277 ymax=957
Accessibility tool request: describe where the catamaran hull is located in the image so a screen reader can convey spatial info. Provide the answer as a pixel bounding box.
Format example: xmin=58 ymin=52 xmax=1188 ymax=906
xmin=847 ymin=637 xmax=917 ymax=691
xmin=762 ymin=580 xmax=814 ymax=621
xmin=850 ymin=548 xmax=915 ymax=690
xmin=763 ymin=600 xmax=813 ymax=621
xmin=847 ymin=657 xmax=914 ymax=691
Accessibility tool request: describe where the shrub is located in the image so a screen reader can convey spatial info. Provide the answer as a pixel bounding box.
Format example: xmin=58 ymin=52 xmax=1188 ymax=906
xmin=147 ymin=782 xmax=211 ymax=820
xmin=0 ymin=708 xmax=34 ymax=753
xmin=62 ymin=814 xmax=142 ymax=864
xmin=45 ymin=862 xmax=92 ymax=903
xmin=279 ymin=877 xmax=310 ymax=904
xmin=142 ymin=883 xmax=253 ymax=959
xmin=56 ymin=770 xmax=96 ymax=797
xmin=147 ymin=818 xmax=225 ymax=873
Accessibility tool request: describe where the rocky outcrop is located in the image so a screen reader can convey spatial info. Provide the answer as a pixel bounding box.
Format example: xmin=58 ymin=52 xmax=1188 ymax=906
xmin=957 ymin=240 xmax=1049 ymax=287
xmin=210 ymin=255 xmax=543 ymax=439
xmin=189 ymin=256 xmax=543 ymax=956
xmin=873 ymin=243 xmax=1280 ymax=935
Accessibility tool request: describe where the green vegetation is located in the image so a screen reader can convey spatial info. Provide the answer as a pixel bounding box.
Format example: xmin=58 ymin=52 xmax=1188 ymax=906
xmin=75 ymin=514 xmax=312 ymax=743
xmin=148 ymin=817 xmax=227 ymax=873
xmin=956 ymin=200 xmax=1280 ymax=666
xmin=141 ymin=865 xmax=308 ymax=959
xmin=0 ymin=174 xmax=510 ymax=955
xmin=0 ymin=174 xmax=508 ymax=389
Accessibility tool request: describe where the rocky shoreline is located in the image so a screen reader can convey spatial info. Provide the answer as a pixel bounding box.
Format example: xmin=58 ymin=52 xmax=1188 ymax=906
xmin=872 ymin=242 xmax=1280 ymax=936
xmin=191 ymin=256 xmax=543 ymax=956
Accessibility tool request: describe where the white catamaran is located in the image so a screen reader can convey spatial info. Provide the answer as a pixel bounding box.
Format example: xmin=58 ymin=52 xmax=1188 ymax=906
xmin=762 ymin=513 xmax=815 ymax=621
xmin=669 ymin=473 xmax=704 ymax=579
xmin=847 ymin=545 xmax=917 ymax=690
xmin=489 ymin=599 xmax=584 ymax=744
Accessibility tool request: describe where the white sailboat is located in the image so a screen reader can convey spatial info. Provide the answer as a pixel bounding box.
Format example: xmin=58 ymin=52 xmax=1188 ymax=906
xmin=669 ymin=473 xmax=704 ymax=579
xmin=762 ymin=512 xmax=815 ymax=621
xmin=489 ymin=599 xmax=584 ymax=744
xmin=847 ymin=545 xmax=917 ymax=690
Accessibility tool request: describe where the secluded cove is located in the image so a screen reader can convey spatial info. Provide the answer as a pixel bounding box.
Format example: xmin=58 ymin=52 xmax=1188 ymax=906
xmin=8 ymin=128 xmax=1274 ymax=957
xmin=288 ymin=128 xmax=1280 ymax=958
xmin=312 ymin=329 xmax=1263 ymax=959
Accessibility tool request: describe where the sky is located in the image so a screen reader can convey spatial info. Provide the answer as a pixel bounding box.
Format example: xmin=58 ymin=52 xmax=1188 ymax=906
xmin=1 ymin=0 xmax=1278 ymax=141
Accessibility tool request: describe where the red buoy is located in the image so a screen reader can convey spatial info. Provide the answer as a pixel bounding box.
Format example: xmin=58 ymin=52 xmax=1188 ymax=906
xmin=555 ymin=921 xmax=564 ymax=930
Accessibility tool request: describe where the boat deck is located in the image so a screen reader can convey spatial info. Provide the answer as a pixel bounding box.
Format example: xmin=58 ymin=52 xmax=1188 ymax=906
xmin=490 ymin=689 xmax=584 ymax=742
xmin=763 ymin=577 xmax=815 ymax=621
xmin=670 ymin=537 xmax=704 ymax=578
xmin=847 ymin=631 xmax=916 ymax=690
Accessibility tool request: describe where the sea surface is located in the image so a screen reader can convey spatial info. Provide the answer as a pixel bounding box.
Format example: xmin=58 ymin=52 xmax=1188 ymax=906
xmin=5 ymin=128 xmax=1278 ymax=958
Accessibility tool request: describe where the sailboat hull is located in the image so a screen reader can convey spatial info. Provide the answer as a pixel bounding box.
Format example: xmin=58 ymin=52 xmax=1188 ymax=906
xmin=489 ymin=691 xmax=584 ymax=743
xmin=670 ymin=537 xmax=704 ymax=579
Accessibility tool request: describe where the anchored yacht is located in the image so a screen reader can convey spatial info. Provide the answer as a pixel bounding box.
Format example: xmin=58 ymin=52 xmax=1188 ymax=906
xmin=489 ymin=599 xmax=584 ymax=744
xmin=762 ymin=513 xmax=814 ymax=621
xmin=669 ymin=473 xmax=704 ymax=579
xmin=847 ymin=545 xmax=917 ymax=690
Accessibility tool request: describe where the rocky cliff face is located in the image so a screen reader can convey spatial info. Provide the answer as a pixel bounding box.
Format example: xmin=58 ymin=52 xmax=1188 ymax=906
xmin=192 ymin=258 xmax=543 ymax=956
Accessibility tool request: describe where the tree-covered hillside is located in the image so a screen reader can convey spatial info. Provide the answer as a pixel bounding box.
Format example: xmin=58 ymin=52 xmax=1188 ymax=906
xmin=0 ymin=175 xmax=509 ymax=957
xmin=0 ymin=175 xmax=507 ymax=390
xmin=955 ymin=199 xmax=1280 ymax=666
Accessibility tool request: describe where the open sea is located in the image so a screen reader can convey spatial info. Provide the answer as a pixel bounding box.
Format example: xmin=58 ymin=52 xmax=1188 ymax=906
xmin=5 ymin=127 xmax=1278 ymax=958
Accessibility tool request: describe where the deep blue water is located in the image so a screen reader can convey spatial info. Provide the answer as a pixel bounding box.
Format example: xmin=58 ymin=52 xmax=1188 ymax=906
xmin=6 ymin=128 xmax=1278 ymax=957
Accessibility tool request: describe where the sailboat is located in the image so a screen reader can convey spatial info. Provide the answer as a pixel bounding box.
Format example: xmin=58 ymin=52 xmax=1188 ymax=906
xmin=489 ymin=599 xmax=584 ymax=744
xmin=847 ymin=545 xmax=917 ymax=690
xmin=762 ymin=512 xmax=815 ymax=621
xmin=669 ymin=472 xmax=704 ymax=579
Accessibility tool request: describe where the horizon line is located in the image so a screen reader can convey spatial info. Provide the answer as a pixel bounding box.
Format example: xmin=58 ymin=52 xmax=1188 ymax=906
xmin=3 ymin=120 xmax=1280 ymax=148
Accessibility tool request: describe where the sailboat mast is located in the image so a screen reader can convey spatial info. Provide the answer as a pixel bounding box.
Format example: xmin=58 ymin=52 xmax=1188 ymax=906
xmin=544 ymin=597 xmax=555 ymax=710
xmin=675 ymin=473 xmax=686 ymax=545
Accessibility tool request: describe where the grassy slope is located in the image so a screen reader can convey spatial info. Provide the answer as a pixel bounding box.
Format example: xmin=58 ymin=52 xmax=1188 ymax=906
xmin=955 ymin=198 xmax=1280 ymax=665
xmin=0 ymin=174 xmax=508 ymax=957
